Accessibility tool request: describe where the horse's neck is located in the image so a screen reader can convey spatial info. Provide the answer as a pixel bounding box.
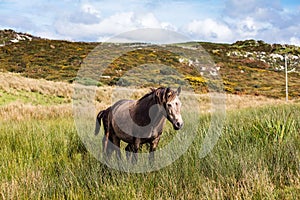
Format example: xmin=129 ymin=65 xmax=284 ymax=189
xmin=133 ymin=94 xmax=164 ymax=126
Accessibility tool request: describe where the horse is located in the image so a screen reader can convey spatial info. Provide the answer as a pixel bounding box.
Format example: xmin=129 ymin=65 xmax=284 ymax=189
xmin=94 ymin=87 xmax=184 ymax=164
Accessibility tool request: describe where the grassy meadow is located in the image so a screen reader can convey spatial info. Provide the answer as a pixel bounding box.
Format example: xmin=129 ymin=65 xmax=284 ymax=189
xmin=0 ymin=73 xmax=299 ymax=199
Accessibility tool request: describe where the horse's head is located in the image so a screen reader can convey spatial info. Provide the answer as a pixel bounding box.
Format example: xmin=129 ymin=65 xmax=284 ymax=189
xmin=155 ymin=87 xmax=184 ymax=130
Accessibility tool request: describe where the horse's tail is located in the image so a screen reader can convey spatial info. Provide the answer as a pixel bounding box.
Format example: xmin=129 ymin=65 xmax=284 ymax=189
xmin=95 ymin=110 xmax=105 ymax=135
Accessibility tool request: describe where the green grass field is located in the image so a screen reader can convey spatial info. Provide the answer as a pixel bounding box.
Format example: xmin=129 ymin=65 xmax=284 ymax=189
xmin=1 ymin=31 xmax=300 ymax=199
xmin=1 ymin=103 xmax=299 ymax=199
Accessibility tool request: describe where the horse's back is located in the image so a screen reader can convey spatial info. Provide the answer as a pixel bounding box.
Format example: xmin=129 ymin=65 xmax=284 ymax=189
xmin=111 ymin=99 xmax=135 ymax=114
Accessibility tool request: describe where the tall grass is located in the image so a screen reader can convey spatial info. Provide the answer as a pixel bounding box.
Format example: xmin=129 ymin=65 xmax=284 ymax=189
xmin=1 ymin=103 xmax=299 ymax=199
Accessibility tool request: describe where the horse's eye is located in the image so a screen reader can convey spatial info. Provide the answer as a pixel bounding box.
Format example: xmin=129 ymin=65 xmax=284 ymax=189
xmin=167 ymin=104 xmax=172 ymax=107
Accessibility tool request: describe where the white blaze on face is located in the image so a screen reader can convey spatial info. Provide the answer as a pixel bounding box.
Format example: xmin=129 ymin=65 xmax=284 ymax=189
xmin=166 ymin=95 xmax=183 ymax=130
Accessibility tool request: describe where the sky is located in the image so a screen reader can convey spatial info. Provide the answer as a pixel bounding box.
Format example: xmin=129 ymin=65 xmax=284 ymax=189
xmin=1 ymin=0 xmax=300 ymax=45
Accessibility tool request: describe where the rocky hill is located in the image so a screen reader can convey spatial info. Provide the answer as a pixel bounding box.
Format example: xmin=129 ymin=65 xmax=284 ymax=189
xmin=0 ymin=29 xmax=299 ymax=99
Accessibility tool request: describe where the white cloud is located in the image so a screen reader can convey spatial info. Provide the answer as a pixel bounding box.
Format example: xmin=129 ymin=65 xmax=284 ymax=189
xmin=67 ymin=3 xmax=102 ymax=24
xmin=186 ymin=18 xmax=233 ymax=42
xmin=220 ymin=0 xmax=300 ymax=45
xmin=2 ymin=0 xmax=300 ymax=45
xmin=106 ymin=28 xmax=189 ymax=44
xmin=223 ymin=0 xmax=282 ymax=19
xmin=81 ymin=4 xmax=101 ymax=17
xmin=35 ymin=30 xmax=66 ymax=40
xmin=290 ymin=37 xmax=300 ymax=46
xmin=137 ymin=13 xmax=161 ymax=28
xmin=54 ymin=12 xmax=135 ymax=40
xmin=96 ymin=12 xmax=137 ymax=34
xmin=54 ymin=11 xmax=176 ymax=41
xmin=235 ymin=17 xmax=272 ymax=38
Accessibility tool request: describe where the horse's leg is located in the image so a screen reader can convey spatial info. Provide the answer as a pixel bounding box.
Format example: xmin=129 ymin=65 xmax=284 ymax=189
xmin=111 ymin=133 xmax=121 ymax=161
xmin=132 ymin=137 xmax=141 ymax=164
xmin=102 ymin=129 xmax=109 ymax=156
xmin=103 ymin=113 xmax=113 ymax=160
xmin=149 ymin=135 xmax=161 ymax=165
xmin=125 ymin=143 xmax=144 ymax=163
xmin=105 ymin=134 xmax=114 ymax=160
xmin=125 ymin=143 xmax=134 ymax=162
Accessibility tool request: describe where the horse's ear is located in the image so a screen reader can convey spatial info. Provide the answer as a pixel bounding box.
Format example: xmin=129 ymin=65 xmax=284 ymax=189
xmin=155 ymin=88 xmax=163 ymax=104
xmin=166 ymin=87 xmax=172 ymax=98
xmin=177 ymin=86 xmax=181 ymax=96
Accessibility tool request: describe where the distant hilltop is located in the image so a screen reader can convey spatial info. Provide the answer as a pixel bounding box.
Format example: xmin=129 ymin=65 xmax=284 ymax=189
xmin=0 ymin=29 xmax=299 ymax=99
xmin=0 ymin=29 xmax=40 ymax=46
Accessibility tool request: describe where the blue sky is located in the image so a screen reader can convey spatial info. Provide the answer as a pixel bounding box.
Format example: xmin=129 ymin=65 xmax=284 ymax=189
xmin=1 ymin=0 xmax=300 ymax=45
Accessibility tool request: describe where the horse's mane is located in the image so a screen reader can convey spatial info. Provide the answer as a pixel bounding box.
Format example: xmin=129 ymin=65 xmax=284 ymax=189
xmin=137 ymin=87 xmax=177 ymax=104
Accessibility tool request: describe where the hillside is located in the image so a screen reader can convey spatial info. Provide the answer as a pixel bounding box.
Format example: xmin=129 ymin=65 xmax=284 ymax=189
xmin=0 ymin=29 xmax=299 ymax=99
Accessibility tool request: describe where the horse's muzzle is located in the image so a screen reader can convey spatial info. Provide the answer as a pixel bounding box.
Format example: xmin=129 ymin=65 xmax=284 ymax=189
xmin=173 ymin=121 xmax=184 ymax=130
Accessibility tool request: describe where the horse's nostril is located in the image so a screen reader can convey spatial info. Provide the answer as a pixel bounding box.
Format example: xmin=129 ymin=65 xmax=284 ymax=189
xmin=176 ymin=122 xmax=181 ymax=128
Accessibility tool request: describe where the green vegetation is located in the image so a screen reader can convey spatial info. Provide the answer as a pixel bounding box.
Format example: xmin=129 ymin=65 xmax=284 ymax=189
xmin=0 ymin=89 xmax=67 ymax=106
xmin=0 ymin=104 xmax=299 ymax=199
xmin=0 ymin=72 xmax=72 ymax=106
xmin=1 ymin=29 xmax=300 ymax=99
xmin=0 ymin=39 xmax=95 ymax=81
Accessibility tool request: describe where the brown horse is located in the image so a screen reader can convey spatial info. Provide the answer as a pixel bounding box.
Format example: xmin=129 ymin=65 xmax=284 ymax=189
xmin=95 ymin=87 xmax=183 ymax=164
